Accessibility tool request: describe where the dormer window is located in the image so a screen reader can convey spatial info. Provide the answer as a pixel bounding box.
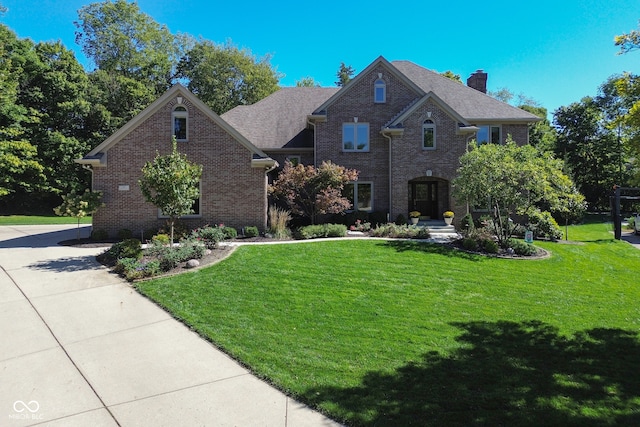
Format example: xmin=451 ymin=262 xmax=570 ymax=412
xmin=374 ymin=78 xmax=386 ymax=103
xmin=422 ymin=119 xmax=436 ymax=150
xmin=173 ymin=106 xmax=188 ymax=141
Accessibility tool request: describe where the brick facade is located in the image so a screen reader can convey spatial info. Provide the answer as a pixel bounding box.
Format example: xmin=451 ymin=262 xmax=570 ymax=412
xmin=87 ymin=89 xmax=270 ymax=238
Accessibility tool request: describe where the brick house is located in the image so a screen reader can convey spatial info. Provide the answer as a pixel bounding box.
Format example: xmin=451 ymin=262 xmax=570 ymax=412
xmin=78 ymin=56 xmax=539 ymax=236
xmin=224 ymin=56 xmax=539 ymax=223
xmin=76 ymin=85 xmax=277 ymax=237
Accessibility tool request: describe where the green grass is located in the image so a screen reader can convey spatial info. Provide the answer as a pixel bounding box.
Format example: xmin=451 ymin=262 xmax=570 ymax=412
xmin=0 ymin=215 xmax=92 ymax=225
xmin=137 ymin=222 xmax=640 ymax=426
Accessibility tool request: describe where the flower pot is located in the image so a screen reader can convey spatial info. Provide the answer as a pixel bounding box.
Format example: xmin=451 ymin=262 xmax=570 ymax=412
xmin=411 ymin=217 xmax=419 ymax=225
xmin=444 ymin=217 xmax=453 ymax=225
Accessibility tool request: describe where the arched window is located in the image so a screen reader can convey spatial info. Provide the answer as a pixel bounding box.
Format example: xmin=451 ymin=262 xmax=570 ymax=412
xmin=374 ymin=78 xmax=386 ymax=103
xmin=422 ymin=119 xmax=436 ymax=150
xmin=172 ymin=106 xmax=188 ymax=141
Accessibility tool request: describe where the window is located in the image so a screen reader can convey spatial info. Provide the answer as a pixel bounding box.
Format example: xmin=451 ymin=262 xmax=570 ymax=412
xmin=374 ymin=78 xmax=386 ymax=103
xmin=173 ymin=106 xmax=188 ymax=141
xmin=343 ymin=182 xmax=373 ymax=211
xmin=422 ymin=120 xmax=436 ymax=150
xmin=285 ymin=155 xmax=300 ymax=166
xmin=342 ymin=123 xmax=369 ymax=152
xmin=476 ymin=125 xmax=501 ymax=145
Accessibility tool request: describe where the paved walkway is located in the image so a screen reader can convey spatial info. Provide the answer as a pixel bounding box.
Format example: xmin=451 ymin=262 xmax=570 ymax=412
xmin=0 ymin=224 xmax=341 ymax=427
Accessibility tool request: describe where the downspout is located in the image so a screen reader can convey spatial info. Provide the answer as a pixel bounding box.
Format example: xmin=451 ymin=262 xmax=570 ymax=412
xmin=307 ymin=117 xmax=317 ymax=168
xmin=382 ymin=131 xmax=393 ymax=221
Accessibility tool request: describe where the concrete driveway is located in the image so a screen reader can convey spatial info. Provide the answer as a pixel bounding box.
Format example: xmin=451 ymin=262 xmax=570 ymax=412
xmin=0 ymin=224 xmax=340 ymax=426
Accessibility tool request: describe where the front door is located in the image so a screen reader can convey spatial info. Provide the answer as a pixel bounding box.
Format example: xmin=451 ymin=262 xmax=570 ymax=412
xmin=410 ymin=181 xmax=438 ymax=219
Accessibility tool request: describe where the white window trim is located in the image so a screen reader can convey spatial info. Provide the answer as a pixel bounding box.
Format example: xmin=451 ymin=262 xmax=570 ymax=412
xmin=422 ymin=120 xmax=436 ymax=150
xmin=172 ymin=106 xmax=188 ymax=142
xmin=345 ymin=181 xmax=374 ymax=212
xmin=374 ymin=79 xmax=386 ymax=103
xmin=342 ymin=122 xmax=370 ymax=152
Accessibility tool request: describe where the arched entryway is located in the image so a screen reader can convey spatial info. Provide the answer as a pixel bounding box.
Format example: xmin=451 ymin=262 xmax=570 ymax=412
xmin=408 ymin=177 xmax=449 ymax=220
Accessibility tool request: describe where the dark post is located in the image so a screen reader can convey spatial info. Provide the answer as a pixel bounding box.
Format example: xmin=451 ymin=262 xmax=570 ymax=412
xmin=614 ymin=185 xmax=621 ymax=240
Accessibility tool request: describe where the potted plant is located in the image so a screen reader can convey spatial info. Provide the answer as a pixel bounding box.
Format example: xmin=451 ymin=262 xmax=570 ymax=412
xmin=443 ymin=210 xmax=455 ymax=225
xmin=409 ymin=211 xmax=421 ymax=225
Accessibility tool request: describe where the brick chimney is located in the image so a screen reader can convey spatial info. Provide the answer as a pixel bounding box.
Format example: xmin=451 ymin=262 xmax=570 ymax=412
xmin=467 ymin=69 xmax=488 ymax=93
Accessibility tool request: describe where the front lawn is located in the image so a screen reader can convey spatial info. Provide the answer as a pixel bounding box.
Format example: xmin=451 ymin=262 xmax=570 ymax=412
xmin=0 ymin=215 xmax=92 ymax=225
xmin=137 ymin=221 xmax=640 ymax=426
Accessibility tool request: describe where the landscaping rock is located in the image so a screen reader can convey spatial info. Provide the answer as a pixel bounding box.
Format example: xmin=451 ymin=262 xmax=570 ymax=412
xmin=186 ymin=259 xmax=200 ymax=269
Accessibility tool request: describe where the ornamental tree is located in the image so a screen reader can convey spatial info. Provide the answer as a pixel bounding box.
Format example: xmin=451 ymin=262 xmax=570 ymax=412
xmin=139 ymin=138 xmax=202 ymax=244
xmin=54 ymin=189 xmax=103 ymax=240
xmin=452 ymin=137 xmax=584 ymax=247
xmin=269 ymin=161 xmax=359 ymax=224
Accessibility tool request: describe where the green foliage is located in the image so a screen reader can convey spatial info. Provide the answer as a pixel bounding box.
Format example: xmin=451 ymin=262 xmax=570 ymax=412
xmin=221 ymin=226 xmax=237 ymax=240
xmin=508 ymin=238 xmax=537 ymax=256
xmin=269 ymin=160 xmax=359 ymax=224
xmin=297 ymin=224 xmax=347 ymax=239
xmin=148 ymin=237 xmax=206 ymax=272
xmin=152 ymin=233 xmax=171 ymax=245
xmin=191 ymin=226 xmax=224 ymax=249
xmin=244 ymin=226 xmax=259 ymax=238
xmin=370 ymin=224 xmax=430 ymax=239
xmin=335 ymin=62 xmax=355 ymax=87
xmin=482 ymin=238 xmax=500 ymax=254
xmin=139 ymin=137 xmax=202 ymax=244
xmin=453 ymin=138 xmax=582 ymax=247
xmin=395 ymin=214 xmax=407 ymax=225
xmin=54 ymin=189 xmax=103 ymax=240
xmin=98 ymin=238 xmax=142 ymax=265
xmin=462 ymin=236 xmax=479 ymax=251
xmin=0 ymin=138 xmax=46 ymax=197
xmin=177 ymin=40 xmax=281 ymax=115
xmin=117 ymin=228 xmax=133 ymax=240
xmin=527 ymin=209 xmax=563 ymax=240
xmin=459 ymin=213 xmax=475 ymax=237
xmin=91 ymin=229 xmax=108 ymax=241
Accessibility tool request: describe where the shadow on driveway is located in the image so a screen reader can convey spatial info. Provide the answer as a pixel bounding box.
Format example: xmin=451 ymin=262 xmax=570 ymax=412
xmin=0 ymin=226 xmax=92 ymax=249
xmin=27 ymin=255 xmax=105 ymax=273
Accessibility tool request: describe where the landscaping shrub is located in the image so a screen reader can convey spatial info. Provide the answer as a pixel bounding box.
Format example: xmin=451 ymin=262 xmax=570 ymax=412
xmin=459 ymin=213 xmax=475 ymax=237
xmin=349 ymin=219 xmax=371 ymax=232
xmin=152 ymin=233 xmax=171 ymax=245
xmin=371 ymin=224 xmax=430 ymax=239
xmin=244 ymin=226 xmax=259 ymax=238
xmin=508 ymin=238 xmax=537 ymax=256
xmin=222 ymin=226 xmax=238 ymax=240
xmin=91 ymin=229 xmax=108 ymax=241
xmin=462 ymin=237 xmax=479 ymax=251
xmin=268 ymin=206 xmax=292 ymax=240
xmin=527 ymin=210 xmax=562 ymax=240
xmin=98 ymin=239 xmax=143 ymax=264
xmin=117 ymin=228 xmax=133 ymax=240
xmin=482 ymin=238 xmax=499 ymax=254
xmin=191 ymin=226 xmax=224 ymax=249
xmin=395 ymin=214 xmax=407 ymax=225
xmin=297 ymin=224 xmax=347 ymax=239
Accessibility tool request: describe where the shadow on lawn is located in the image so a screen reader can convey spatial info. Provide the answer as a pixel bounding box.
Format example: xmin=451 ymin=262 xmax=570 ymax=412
xmin=305 ymin=320 xmax=640 ymax=427
xmin=381 ymin=240 xmax=482 ymax=261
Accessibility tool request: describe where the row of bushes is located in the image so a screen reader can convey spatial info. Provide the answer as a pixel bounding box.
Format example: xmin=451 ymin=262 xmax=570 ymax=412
xmin=91 ymin=223 xmax=259 ymax=242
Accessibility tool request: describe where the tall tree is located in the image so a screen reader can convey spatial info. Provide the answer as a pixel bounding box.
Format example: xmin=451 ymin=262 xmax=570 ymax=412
xmin=520 ymin=105 xmax=557 ymax=153
xmin=335 ymin=62 xmax=355 ymax=87
xmin=440 ymin=70 xmax=462 ymax=83
xmin=295 ymin=76 xmax=320 ymax=87
xmin=177 ymin=40 xmax=280 ymax=114
xmin=553 ymin=97 xmax=620 ymax=209
xmin=615 ymin=21 xmax=640 ymax=54
xmin=75 ymin=0 xmax=180 ymax=94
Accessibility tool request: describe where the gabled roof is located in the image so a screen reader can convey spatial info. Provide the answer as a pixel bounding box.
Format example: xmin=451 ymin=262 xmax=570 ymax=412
xmin=222 ymin=87 xmax=339 ymax=150
xmin=311 ymin=56 xmax=539 ymax=124
xmin=76 ymin=84 xmax=275 ymax=167
xmin=390 ymin=60 xmax=540 ymax=122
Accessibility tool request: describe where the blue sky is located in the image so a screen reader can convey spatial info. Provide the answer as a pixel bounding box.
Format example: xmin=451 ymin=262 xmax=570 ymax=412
xmin=1 ymin=0 xmax=639 ymax=116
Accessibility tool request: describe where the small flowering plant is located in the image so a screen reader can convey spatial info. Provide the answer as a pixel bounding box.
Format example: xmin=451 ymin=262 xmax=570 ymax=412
xmin=443 ymin=211 xmax=455 ymax=218
xmin=409 ymin=211 xmax=421 ymax=218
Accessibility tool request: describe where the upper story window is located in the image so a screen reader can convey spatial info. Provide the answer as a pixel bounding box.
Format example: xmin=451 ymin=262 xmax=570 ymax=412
xmin=173 ymin=106 xmax=188 ymax=141
xmin=476 ymin=125 xmax=501 ymax=145
xmin=342 ymin=122 xmax=369 ymax=152
xmin=422 ymin=119 xmax=436 ymax=150
xmin=374 ymin=78 xmax=386 ymax=103
xmin=285 ymin=155 xmax=301 ymax=166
